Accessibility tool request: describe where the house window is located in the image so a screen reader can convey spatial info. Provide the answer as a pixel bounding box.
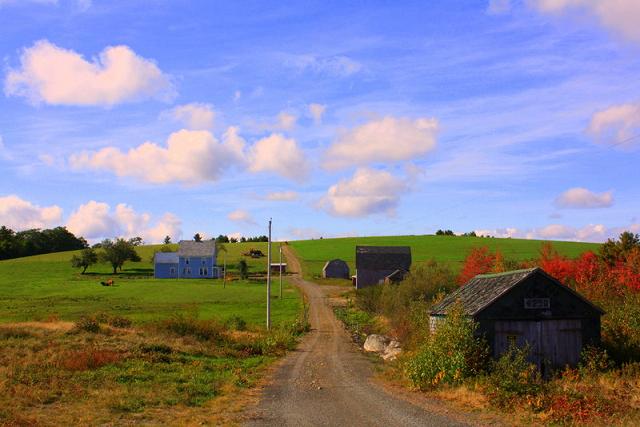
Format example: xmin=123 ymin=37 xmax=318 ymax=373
xmin=186 ymin=258 xmax=190 ymax=265
xmin=202 ymin=259 xmax=205 ymax=265
xmin=187 ymin=268 xmax=191 ymax=275
xmin=204 ymin=268 xmax=208 ymax=276
xmin=183 ymin=268 xmax=187 ymax=275
xmin=170 ymin=267 xmax=175 ymax=275
xmin=199 ymin=267 xmax=204 ymax=276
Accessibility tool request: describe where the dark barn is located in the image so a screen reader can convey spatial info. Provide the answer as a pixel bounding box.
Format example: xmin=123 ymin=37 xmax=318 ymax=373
xmin=354 ymin=246 xmax=411 ymax=289
xmin=322 ymin=259 xmax=350 ymax=279
xmin=430 ymin=268 xmax=604 ymax=372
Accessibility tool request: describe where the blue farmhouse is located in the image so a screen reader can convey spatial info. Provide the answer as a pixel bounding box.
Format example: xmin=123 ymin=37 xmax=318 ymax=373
xmin=154 ymin=240 xmax=219 ymax=279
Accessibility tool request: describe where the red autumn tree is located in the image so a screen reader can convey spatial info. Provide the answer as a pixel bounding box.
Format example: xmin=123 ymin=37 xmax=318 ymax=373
xmin=457 ymin=246 xmax=497 ymax=284
xmin=538 ymin=242 xmax=575 ymax=285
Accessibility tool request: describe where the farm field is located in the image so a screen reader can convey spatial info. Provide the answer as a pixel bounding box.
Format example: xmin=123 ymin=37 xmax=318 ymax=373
xmin=0 ymin=242 xmax=304 ymax=425
xmin=289 ymin=234 xmax=599 ymax=278
xmin=0 ymin=242 xmax=298 ymax=324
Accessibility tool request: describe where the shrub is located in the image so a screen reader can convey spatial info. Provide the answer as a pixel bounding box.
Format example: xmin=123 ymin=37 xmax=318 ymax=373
xmin=486 ymin=344 xmax=543 ymax=408
xmin=75 ymin=316 xmax=101 ymax=333
xmin=579 ymin=345 xmax=613 ymax=375
xmin=224 ymin=315 xmax=247 ymax=331
xmin=159 ymin=314 xmax=224 ymax=342
xmin=601 ymin=292 xmax=640 ymax=364
xmin=108 ymin=315 xmax=132 ymax=329
xmin=404 ymin=304 xmax=488 ymax=389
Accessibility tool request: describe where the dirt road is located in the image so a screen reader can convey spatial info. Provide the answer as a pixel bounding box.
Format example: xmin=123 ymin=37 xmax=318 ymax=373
xmin=244 ymin=246 xmax=467 ymax=427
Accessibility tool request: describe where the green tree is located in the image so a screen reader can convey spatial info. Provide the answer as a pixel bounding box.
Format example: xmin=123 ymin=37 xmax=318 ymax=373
xmin=194 ymin=233 xmax=203 ymax=242
xmin=100 ymin=238 xmax=141 ymax=274
xmin=238 ymin=259 xmax=249 ymax=279
xmin=71 ymin=248 xmax=98 ymax=274
xmin=163 ymin=235 xmax=171 ymax=244
xmin=129 ymin=236 xmax=143 ymax=246
xmin=600 ymin=231 xmax=640 ymax=265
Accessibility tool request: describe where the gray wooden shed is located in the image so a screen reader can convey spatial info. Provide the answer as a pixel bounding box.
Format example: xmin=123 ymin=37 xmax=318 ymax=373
xmin=354 ymin=246 xmax=411 ymax=289
xmin=430 ymin=268 xmax=604 ymax=372
xmin=322 ymin=259 xmax=350 ymax=279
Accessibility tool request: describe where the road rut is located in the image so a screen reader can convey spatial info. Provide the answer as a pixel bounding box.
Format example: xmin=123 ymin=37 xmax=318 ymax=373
xmin=245 ymin=246 xmax=467 ymax=427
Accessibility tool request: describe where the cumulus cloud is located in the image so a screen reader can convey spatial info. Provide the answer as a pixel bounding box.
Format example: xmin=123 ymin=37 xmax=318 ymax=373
xmin=476 ymin=223 xmax=638 ymax=242
xmin=4 ymin=40 xmax=174 ymax=106
xmin=487 ymin=0 xmax=511 ymax=14
xmin=248 ymin=134 xmax=309 ymax=181
xmin=308 ymin=103 xmax=326 ymax=124
xmin=266 ymin=191 xmax=298 ymax=201
xmin=532 ymin=0 xmax=640 ymax=43
xmin=70 ymin=128 xmax=246 ymax=185
xmin=276 ymin=112 xmax=297 ymax=130
xmin=285 ymin=54 xmax=362 ymax=77
xmin=587 ymin=102 xmax=640 ymax=147
xmin=66 ymin=201 xmax=181 ymax=242
xmin=555 ymin=187 xmax=613 ymax=208
xmin=166 ymin=103 xmax=214 ymax=130
xmin=324 ymin=116 xmax=439 ymax=169
xmin=227 ymin=209 xmax=255 ymax=224
xmin=319 ymin=168 xmax=408 ymax=217
xmin=0 ymin=194 xmax=62 ymax=230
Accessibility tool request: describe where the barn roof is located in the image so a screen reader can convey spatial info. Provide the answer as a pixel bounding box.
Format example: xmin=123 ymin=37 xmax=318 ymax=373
xmin=355 ymin=246 xmax=412 ymax=271
xmin=178 ymin=240 xmax=216 ymax=257
xmin=155 ymin=252 xmax=178 ymax=264
xmin=430 ymin=267 xmax=604 ymax=317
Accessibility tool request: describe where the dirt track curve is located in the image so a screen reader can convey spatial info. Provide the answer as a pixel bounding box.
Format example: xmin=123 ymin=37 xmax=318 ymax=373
xmin=244 ymin=246 xmax=468 ymax=427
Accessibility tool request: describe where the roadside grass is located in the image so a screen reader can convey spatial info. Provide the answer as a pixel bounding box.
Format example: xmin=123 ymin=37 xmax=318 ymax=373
xmin=289 ymin=235 xmax=598 ymax=279
xmin=0 ymin=312 xmax=308 ymax=425
xmin=0 ymin=242 xmax=304 ymax=424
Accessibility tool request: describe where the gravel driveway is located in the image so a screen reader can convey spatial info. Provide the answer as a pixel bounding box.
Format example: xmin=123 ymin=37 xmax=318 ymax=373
xmin=244 ymin=246 xmax=469 ymax=427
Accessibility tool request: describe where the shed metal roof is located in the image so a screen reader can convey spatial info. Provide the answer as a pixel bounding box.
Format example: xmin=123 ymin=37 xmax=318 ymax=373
xmin=177 ymin=240 xmax=216 ymax=257
xmin=355 ymin=246 xmax=411 ymax=271
xmin=155 ymin=252 xmax=179 ymax=264
xmin=430 ymin=267 xmax=605 ymax=317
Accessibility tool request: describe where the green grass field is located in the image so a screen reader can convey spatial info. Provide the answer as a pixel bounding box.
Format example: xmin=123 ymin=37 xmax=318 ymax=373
xmin=0 ymin=241 xmax=299 ymax=325
xmin=290 ymin=234 xmax=600 ymax=278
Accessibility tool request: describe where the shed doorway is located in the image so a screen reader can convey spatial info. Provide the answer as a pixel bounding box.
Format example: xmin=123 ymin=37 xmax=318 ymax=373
xmin=494 ymin=320 xmax=582 ymax=372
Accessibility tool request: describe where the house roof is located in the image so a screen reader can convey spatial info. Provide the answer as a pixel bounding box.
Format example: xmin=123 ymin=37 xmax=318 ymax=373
xmin=430 ymin=267 xmax=605 ymax=317
xmin=155 ymin=252 xmax=179 ymax=264
xmin=323 ymin=259 xmax=349 ymax=270
xmin=355 ymin=246 xmax=411 ymax=271
xmin=178 ymin=240 xmax=216 ymax=257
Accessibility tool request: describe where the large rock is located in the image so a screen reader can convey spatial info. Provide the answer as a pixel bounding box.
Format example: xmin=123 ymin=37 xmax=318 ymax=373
xmin=363 ymin=334 xmax=390 ymax=353
xmin=382 ymin=341 xmax=402 ymax=361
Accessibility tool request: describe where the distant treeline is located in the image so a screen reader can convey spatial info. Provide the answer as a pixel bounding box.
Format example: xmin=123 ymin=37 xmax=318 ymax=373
xmin=0 ymin=226 xmax=87 ymax=260
xmin=436 ymin=229 xmax=480 ymax=237
xmin=214 ymin=234 xmax=269 ymax=243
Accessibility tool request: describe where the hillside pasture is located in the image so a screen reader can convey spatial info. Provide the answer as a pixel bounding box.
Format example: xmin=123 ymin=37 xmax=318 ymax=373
xmin=0 ymin=241 xmax=298 ymax=325
xmin=290 ymin=235 xmax=599 ymax=279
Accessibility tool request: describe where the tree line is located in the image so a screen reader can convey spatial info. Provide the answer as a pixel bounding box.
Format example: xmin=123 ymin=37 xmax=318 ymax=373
xmin=0 ymin=225 xmax=87 ymax=260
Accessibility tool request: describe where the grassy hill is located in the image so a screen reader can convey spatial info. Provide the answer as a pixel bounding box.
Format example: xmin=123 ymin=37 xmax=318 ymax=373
xmin=0 ymin=241 xmax=298 ymax=325
xmin=289 ymin=234 xmax=600 ymax=278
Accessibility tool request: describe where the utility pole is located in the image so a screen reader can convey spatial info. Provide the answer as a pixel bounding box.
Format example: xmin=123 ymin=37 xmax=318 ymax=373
xmin=266 ymin=218 xmax=272 ymax=330
xmin=279 ymin=244 xmax=283 ymax=300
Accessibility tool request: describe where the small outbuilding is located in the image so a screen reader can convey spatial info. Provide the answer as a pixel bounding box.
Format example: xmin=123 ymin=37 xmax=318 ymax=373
xmin=354 ymin=246 xmax=412 ymax=289
xmin=430 ymin=268 xmax=604 ymax=372
xmin=322 ymin=259 xmax=350 ymax=279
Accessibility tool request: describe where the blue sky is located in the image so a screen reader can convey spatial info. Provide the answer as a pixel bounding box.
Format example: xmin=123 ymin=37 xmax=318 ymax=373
xmin=1 ymin=0 xmax=639 ymax=243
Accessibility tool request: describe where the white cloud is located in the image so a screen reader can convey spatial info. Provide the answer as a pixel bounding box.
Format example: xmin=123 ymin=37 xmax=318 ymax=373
xmin=555 ymin=187 xmax=613 ymax=208
xmin=487 ymin=0 xmax=511 ymax=14
xmin=476 ymin=222 xmax=638 ymax=242
xmin=276 ymin=112 xmax=297 ymax=130
xmin=266 ymin=191 xmax=298 ymax=201
xmin=285 ymin=54 xmax=362 ymax=77
xmin=0 ymin=194 xmax=62 ymax=230
xmin=66 ymin=201 xmax=181 ymax=242
xmin=248 ymin=133 xmax=309 ymax=181
xmin=324 ymin=116 xmax=439 ymax=169
xmin=319 ymin=168 xmax=408 ymax=217
xmin=308 ymin=103 xmax=326 ymax=124
xmin=5 ymin=40 xmax=175 ymax=106
xmin=587 ymin=102 xmax=640 ymax=147
xmin=70 ymin=128 xmax=246 ymax=185
xmin=166 ymin=103 xmax=214 ymax=130
xmin=532 ymin=0 xmax=640 ymax=44
xmin=227 ymin=209 xmax=255 ymax=224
